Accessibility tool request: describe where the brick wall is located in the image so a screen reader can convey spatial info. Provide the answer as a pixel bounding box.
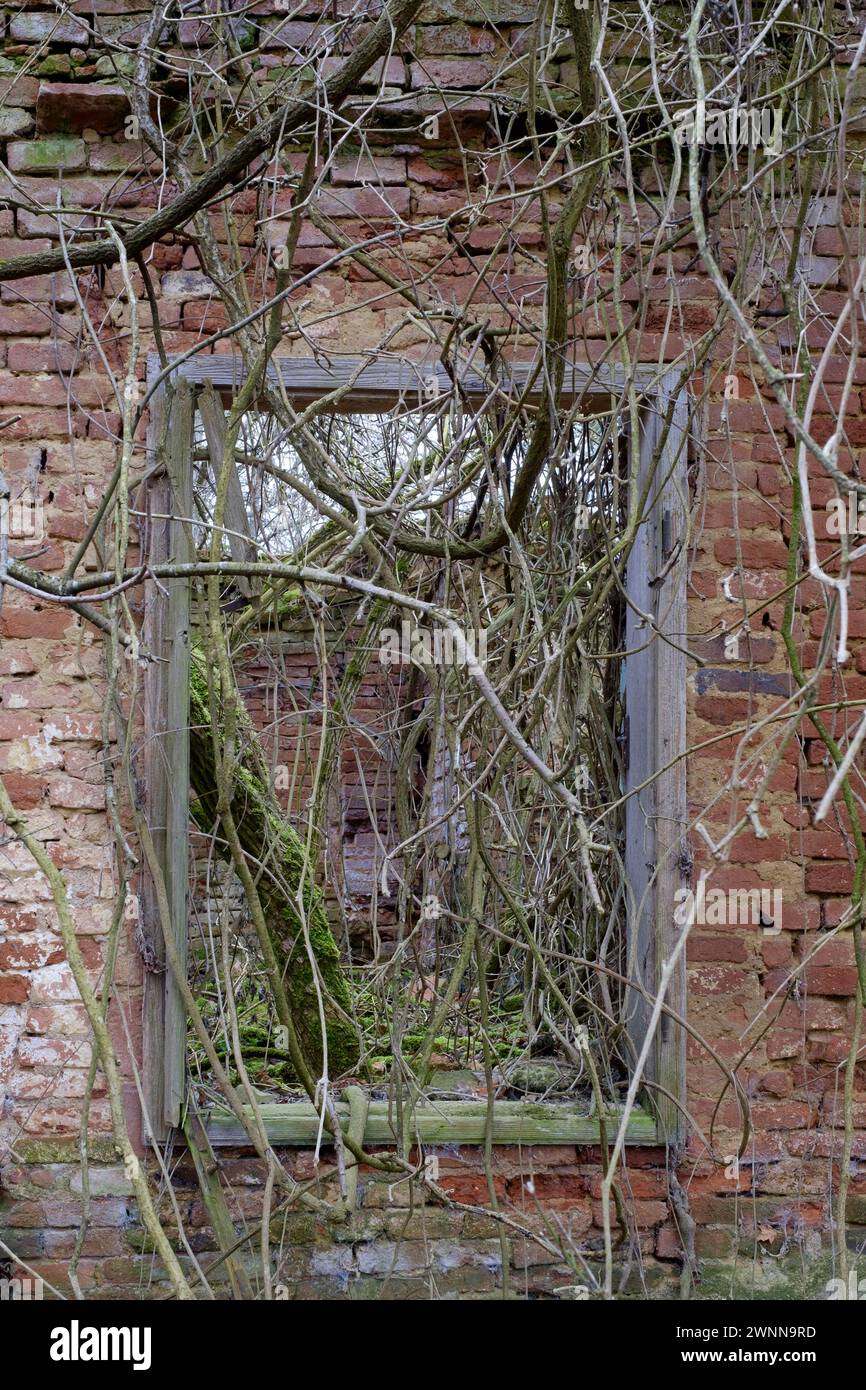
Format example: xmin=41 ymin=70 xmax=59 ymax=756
xmin=0 ymin=1 xmax=865 ymax=1300
xmin=233 ymin=625 xmax=404 ymax=954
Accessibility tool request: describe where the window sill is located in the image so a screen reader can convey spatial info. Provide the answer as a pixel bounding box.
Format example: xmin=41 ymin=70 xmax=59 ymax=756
xmin=200 ymin=1099 xmax=658 ymax=1148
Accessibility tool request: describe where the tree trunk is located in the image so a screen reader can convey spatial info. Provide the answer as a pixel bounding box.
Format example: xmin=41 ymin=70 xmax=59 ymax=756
xmin=188 ymin=651 xmax=359 ymax=1077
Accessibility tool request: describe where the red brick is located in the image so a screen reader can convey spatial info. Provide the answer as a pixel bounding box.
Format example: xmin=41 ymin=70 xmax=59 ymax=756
xmin=690 ymin=632 xmax=776 ymax=664
xmin=0 ymin=938 xmax=62 ymax=970
xmin=0 ymin=373 xmax=110 ymax=406
xmin=0 ymin=77 xmax=40 ymax=109
xmin=592 ymin=1199 xmax=668 ymax=1228
xmin=331 ymin=153 xmax=406 ymax=185
xmin=36 ymin=82 xmax=130 ymax=134
xmin=712 ymin=536 xmax=791 ymax=568
xmin=417 ymin=24 xmax=499 ymax=55
xmin=807 ymin=937 xmax=855 ymax=967
xmin=806 ymin=862 xmax=855 ymax=894
xmin=6 ymin=341 xmax=81 ymax=373
xmin=0 ymin=305 xmax=54 ymax=335
xmin=47 ymin=776 xmax=104 ymax=811
xmin=0 ymin=712 xmax=42 ymax=738
xmin=438 ymin=1175 xmax=507 ymax=1203
xmin=588 ymin=1171 xmax=667 ymax=1200
xmin=315 ymin=186 xmax=411 ymax=220
xmin=0 ymin=771 xmax=47 ymax=807
xmin=0 ymin=975 xmax=30 ymax=1003
xmin=807 ymin=1035 xmax=852 ymax=1063
xmin=749 ymin=1102 xmax=814 ymax=1129
xmin=804 ymin=966 xmax=860 ymax=996
xmin=689 ymin=965 xmax=750 ymax=995
xmin=0 ymin=609 xmax=75 ymax=640
xmin=694 ymin=696 xmax=751 ymax=724
xmin=800 ymin=830 xmax=851 ymax=859
xmin=410 ymin=58 xmax=495 ymax=88
xmin=767 ymin=1034 xmax=800 ymax=1061
xmin=656 ymin=1223 xmax=683 ymax=1259
xmin=760 ymin=1070 xmax=793 ymax=1098
xmin=689 ymin=935 xmax=749 ymax=963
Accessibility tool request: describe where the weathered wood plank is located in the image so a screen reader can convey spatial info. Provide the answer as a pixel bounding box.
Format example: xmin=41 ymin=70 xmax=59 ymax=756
xmin=203 ymin=1100 xmax=658 ymax=1148
xmin=149 ymin=353 xmax=662 ymax=412
xmin=162 ymin=380 xmax=194 ymax=1129
xmin=624 ymin=400 xmax=659 ymax=1071
xmin=624 ymin=371 xmax=688 ymax=1143
xmin=650 ymin=373 xmax=689 ymax=1143
xmin=140 ymin=391 xmax=171 ymax=1144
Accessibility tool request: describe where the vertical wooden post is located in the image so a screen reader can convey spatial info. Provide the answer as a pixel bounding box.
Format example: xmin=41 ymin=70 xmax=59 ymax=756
xmin=624 ymin=402 xmax=659 ymax=1075
xmin=141 ymin=389 xmax=170 ymax=1143
xmin=163 ymin=380 xmax=194 ymax=1128
xmin=624 ymin=374 xmax=688 ymax=1143
xmin=649 ymin=377 xmax=688 ymax=1142
xmin=141 ymin=379 xmax=193 ymax=1139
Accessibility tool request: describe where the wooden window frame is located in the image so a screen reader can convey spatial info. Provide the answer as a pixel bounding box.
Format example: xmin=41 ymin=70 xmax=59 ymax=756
xmin=140 ymin=353 xmax=688 ymax=1150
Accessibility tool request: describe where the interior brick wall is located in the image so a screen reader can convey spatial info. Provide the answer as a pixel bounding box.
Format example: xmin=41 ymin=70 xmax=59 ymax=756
xmin=0 ymin=0 xmax=864 ymax=1299
xmin=233 ymin=627 xmax=404 ymax=953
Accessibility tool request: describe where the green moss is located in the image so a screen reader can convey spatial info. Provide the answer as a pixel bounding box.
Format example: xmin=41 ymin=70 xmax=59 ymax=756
xmin=212 ymin=1023 xmax=299 ymax=1084
xmin=95 ymin=54 xmax=135 ymax=78
xmin=695 ymin=1248 xmax=837 ymax=1301
xmin=36 ymin=55 xmax=72 ymax=77
xmin=268 ymin=1211 xmax=324 ymax=1245
xmin=13 ymin=1137 xmax=119 ymax=1165
xmin=15 ymin=136 xmax=84 ymax=170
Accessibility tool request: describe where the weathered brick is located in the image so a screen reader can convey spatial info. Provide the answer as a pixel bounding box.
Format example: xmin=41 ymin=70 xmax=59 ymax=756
xmin=160 ymin=270 xmax=217 ymax=300
xmin=410 ymin=58 xmax=495 ymax=88
xmin=36 ymin=83 xmax=130 ymax=134
xmin=0 ymin=934 xmax=63 ymax=971
xmin=47 ymin=776 xmax=105 ymax=810
xmin=0 ymin=974 xmax=31 ymax=1004
xmin=416 ymin=24 xmax=499 ymax=55
xmin=806 ymin=862 xmax=855 ymax=895
xmin=804 ymin=965 xmax=860 ymax=996
xmin=0 ymin=76 xmax=41 ymax=109
xmin=331 ymin=152 xmax=407 ymax=185
xmin=314 ymin=185 xmax=411 ymax=220
xmin=7 ymin=138 xmax=86 ymax=174
xmin=0 ymin=273 xmax=77 ymax=307
xmin=0 ymin=108 xmax=35 ymax=139
xmin=10 ymin=14 xmax=90 ymax=44
xmin=0 ymin=305 xmax=55 ymax=335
